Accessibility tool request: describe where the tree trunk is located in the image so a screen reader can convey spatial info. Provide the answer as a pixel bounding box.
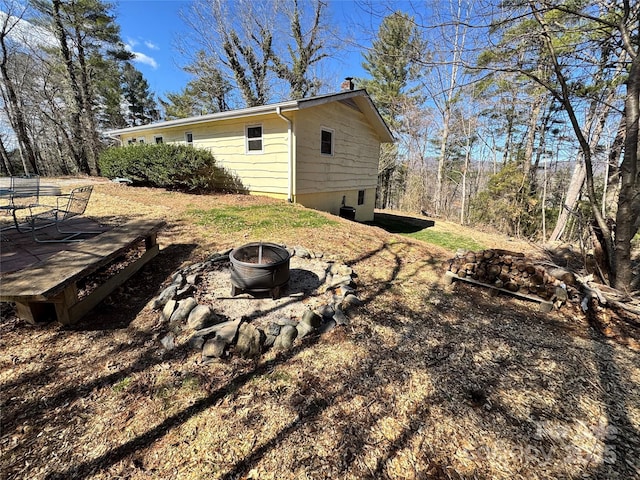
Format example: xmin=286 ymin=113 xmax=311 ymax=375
xmin=74 ymin=25 xmax=100 ymax=175
xmin=548 ymin=91 xmax=616 ymax=242
xmin=530 ymin=5 xmax=617 ymax=283
xmin=52 ymin=0 xmax=91 ymax=174
xmin=0 ymin=26 xmax=38 ymax=174
xmin=613 ymin=53 xmax=640 ymax=291
xmin=0 ymin=135 xmax=12 ymax=175
xmin=435 ymin=114 xmax=449 ymax=215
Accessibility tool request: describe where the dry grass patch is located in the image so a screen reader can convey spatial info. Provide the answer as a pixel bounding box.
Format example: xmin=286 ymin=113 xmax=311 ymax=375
xmin=1 ymin=181 xmax=639 ymax=480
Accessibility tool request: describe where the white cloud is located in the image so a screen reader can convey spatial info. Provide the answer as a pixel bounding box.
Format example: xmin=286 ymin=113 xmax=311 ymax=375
xmin=144 ymin=41 xmax=159 ymax=50
xmin=132 ymin=51 xmax=158 ymax=69
xmin=124 ymin=42 xmax=158 ymax=69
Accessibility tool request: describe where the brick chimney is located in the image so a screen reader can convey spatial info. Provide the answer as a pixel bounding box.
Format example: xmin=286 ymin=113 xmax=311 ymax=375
xmin=340 ymin=77 xmax=354 ymax=91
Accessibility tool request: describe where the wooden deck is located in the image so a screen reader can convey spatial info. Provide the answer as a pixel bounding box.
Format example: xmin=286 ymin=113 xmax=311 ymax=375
xmin=1 ymin=219 xmax=165 ymax=324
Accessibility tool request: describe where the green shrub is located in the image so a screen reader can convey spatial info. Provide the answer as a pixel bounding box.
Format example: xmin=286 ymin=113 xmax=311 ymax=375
xmin=98 ymin=144 xmax=246 ymax=193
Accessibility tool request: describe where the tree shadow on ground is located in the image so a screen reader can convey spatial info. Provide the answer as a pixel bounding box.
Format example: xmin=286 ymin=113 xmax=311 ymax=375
xmin=367 ymin=212 xmax=435 ymax=234
xmin=2 ymin=238 xmax=638 ymax=479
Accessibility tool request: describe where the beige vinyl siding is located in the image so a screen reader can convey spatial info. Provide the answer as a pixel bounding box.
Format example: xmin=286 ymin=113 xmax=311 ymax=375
xmin=295 ymin=101 xmax=381 ymax=196
xmin=296 ymin=187 xmax=376 ymax=222
xmin=121 ymin=114 xmax=289 ymax=195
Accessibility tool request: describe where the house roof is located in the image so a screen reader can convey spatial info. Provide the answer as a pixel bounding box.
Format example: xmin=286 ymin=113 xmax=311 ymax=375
xmin=104 ymin=89 xmax=394 ymax=143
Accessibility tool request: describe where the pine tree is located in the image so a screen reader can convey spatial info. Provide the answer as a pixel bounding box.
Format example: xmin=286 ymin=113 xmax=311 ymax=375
xmin=122 ymin=62 xmax=159 ymax=126
xmin=161 ymin=51 xmax=231 ymax=119
xmin=359 ymin=11 xmax=423 ymax=209
xmin=32 ymin=0 xmax=131 ymax=174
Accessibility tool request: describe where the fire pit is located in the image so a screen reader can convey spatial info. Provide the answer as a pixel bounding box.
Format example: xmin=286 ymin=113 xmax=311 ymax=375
xmin=229 ymin=242 xmax=291 ymax=299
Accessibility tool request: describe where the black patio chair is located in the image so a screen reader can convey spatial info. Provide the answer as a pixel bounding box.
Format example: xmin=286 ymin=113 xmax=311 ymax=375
xmin=27 ymin=185 xmax=102 ymax=242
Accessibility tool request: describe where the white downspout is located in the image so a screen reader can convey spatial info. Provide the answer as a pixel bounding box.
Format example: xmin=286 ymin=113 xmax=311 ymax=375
xmin=105 ymin=134 xmax=123 ymax=146
xmin=276 ymin=107 xmax=294 ymax=203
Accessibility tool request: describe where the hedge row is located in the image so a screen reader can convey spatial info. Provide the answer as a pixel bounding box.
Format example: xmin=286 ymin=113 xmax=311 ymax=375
xmin=98 ymin=144 xmax=246 ymax=193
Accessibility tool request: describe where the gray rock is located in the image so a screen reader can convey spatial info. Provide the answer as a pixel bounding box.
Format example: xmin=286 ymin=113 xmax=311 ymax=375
xmin=153 ymin=285 xmax=178 ymax=309
xmin=274 ymin=325 xmax=298 ymax=349
xmin=161 ymin=299 xmax=177 ymax=322
xmin=160 ymin=332 xmax=175 ymax=350
xmin=176 ymin=284 xmax=196 ymax=299
xmin=294 ymin=246 xmax=311 ymax=258
xmin=328 ymin=275 xmax=355 ymax=289
xmin=189 ymin=336 xmax=205 ymax=350
xmin=342 ymin=294 xmax=363 ymax=308
xmin=333 ymin=307 xmax=349 ymax=326
xmin=186 ymin=273 xmax=201 ymax=285
xmin=263 ymin=334 xmax=277 ymax=349
xmin=169 ymin=297 xmax=198 ymax=324
xmin=187 ymin=304 xmax=215 ymax=330
xmin=317 ymin=319 xmax=337 ymax=334
xmin=184 ymin=262 xmax=206 ymax=274
xmin=171 ymin=273 xmax=185 ymax=287
xmin=296 ymin=321 xmax=315 ymax=339
xmin=205 ymin=253 xmax=229 ymax=266
xmin=274 ymin=317 xmax=297 ymax=327
xmin=555 ymin=285 xmax=568 ymax=302
xmin=317 ymin=304 xmax=335 ymax=319
xmin=338 ymin=284 xmax=356 ymax=297
xmin=203 ymin=337 xmax=227 ymax=358
xmin=195 ymin=319 xmax=241 ymax=343
xmin=235 ymin=323 xmax=263 ymax=358
xmin=266 ymin=323 xmax=281 ymax=336
xmin=301 ymin=309 xmax=322 ymax=328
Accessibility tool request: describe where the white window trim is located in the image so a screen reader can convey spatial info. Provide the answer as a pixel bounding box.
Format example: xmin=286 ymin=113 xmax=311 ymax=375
xmin=185 ymin=132 xmax=193 ymax=145
xmin=321 ymin=127 xmax=334 ymax=156
xmin=246 ymin=124 xmax=264 ymax=154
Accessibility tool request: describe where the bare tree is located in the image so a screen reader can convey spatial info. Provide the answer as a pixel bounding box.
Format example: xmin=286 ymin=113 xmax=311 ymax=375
xmin=0 ymin=1 xmax=39 ymax=174
xmin=478 ymin=0 xmax=638 ymax=290
xmin=271 ymin=0 xmax=329 ymax=99
xmin=181 ymin=0 xmax=334 ymax=107
xmin=415 ymin=0 xmax=475 ymax=216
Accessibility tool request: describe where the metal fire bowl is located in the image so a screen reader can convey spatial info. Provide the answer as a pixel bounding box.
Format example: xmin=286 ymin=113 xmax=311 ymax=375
xmin=229 ymin=242 xmax=291 ymax=292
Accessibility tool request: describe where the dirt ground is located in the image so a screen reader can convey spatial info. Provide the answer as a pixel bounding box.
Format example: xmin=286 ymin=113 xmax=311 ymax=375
xmin=1 ymin=180 xmax=639 ymax=480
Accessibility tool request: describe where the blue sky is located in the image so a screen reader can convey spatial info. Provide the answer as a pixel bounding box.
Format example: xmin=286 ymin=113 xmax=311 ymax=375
xmin=114 ymin=0 xmax=388 ymax=101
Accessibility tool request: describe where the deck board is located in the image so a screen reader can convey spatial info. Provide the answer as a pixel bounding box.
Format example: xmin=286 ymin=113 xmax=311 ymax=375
xmin=1 ymin=219 xmax=165 ymax=302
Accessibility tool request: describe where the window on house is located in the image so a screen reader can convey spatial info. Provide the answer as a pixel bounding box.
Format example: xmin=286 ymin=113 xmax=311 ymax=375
xmin=185 ymin=132 xmax=193 ymax=145
xmin=246 ymin=125 xmax=263 ymax=153
xmin=358 ymin=190 xmax=365 ymax=205
xmin=139 ymin=138 xmax=145 ymax=144
xmin=321 ymin=128 xmax=333 ymax=155
xmin=127 ymin=138 xmax=134 ymax=145
xmin=155 ymin=136 xmax=163 ymax=144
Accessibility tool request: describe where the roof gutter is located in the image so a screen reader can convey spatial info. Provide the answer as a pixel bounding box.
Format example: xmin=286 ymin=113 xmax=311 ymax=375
xmin=276 ymin=106 xmax=294 ymax=203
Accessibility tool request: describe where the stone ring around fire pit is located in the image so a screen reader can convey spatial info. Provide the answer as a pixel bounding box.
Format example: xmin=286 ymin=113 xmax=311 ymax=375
xmin=151 ymin=246 xmax=365 ymax=363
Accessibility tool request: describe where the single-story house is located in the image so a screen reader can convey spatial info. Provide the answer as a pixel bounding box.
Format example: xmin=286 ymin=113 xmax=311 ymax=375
xmin=104 ymin=88 xmax=394 ymax=222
